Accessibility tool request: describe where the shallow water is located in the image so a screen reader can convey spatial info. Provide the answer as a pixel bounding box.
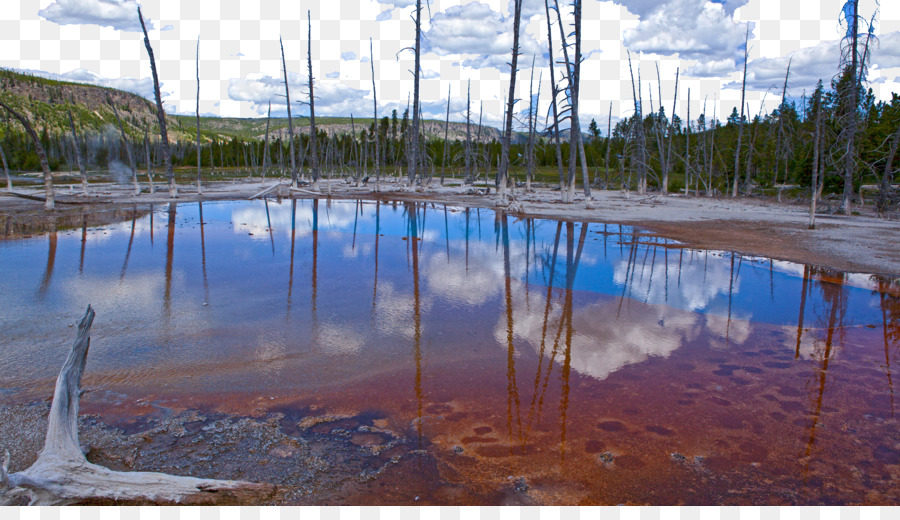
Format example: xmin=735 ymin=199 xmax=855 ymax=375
xmin=1 ymin=198 xmax=898 ymax=504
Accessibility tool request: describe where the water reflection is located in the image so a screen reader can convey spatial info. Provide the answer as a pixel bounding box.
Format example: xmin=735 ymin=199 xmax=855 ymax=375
xmin=1 ymin=198 xmax=898 ymax=503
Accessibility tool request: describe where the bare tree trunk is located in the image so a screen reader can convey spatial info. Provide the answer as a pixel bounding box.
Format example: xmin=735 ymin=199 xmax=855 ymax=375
xmin=498 ymin=0 xmax=524 ymax=202
xmin=262 ymin=101 xmax=271 ymax=183
xmin=307 ymin=12 xmax=320 ymax=190
xmin=138 ymin=7 xmax=175 ymax=198
xmin=732 ymin=26 xmax=750 ymax=197
xmin=67 ymin=109 xmax=88 ymax=194
xmin=0 ymin=100 xmax=54 ymax=209
xmin=196 ymin=36 xmax=202 ymax=195
xmin=664 ymin=67 xmax=679 ymax=194
xmin=525 ymin=59 xmax=537 ymax=192
xmin=839 ymin=0 xmax=860 ymax=215
xmin=774 ymin=59 xmax=792 ymax=187
xmin=626 ymin=52 xmax=646 ymax=195
xmin=810 ymin=88 xmax=823 ymax=229
xmin=604 ymin=102 xmax=612 ymax=190
xmin=370 ymin=38 xmax=380 ymax=191
xmin=877 ymin=124 xmax=900 ymax=215
xmin=279 ymin=37 xmax=298 ymax=188
xmin=144 ymin=127 xmax=154 ymax=193
xmin=408 ymin=0 xmax=423 ymax=188
xmin=553 ymin=0 xmax=586 ymax=199
xmin=441 ymin=84 xmax=451 ymax=186
xmin=543 ymin=0 xmax=566 ymax=200
xmin=465 ymin=79 xmax=472 ymax=184
xmin=0 ymin=139 xmax=10 ymax=191
xmin=0 ymin=306 xmax=278 ymax=505
xmin=685 ymin=89 xmax=691 ymax=195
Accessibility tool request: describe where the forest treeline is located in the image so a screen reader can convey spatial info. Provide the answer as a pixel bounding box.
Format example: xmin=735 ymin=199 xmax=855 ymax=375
xmin=0 ymin=0 xmax=897 ymax=215
xmin=2 ymin=69 xmax=897 ymax=201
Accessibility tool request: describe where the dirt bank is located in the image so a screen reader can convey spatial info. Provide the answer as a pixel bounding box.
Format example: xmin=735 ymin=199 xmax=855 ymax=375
xmin=3 ymin=179 xmax=899 ymax=276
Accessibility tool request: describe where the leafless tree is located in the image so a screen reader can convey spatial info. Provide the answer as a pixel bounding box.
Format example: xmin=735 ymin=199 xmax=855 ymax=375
xmin=0 ymin=100 xmax=54 ymax=208
xmin=67 ymin=109 xmax=87 ymax=194
xmin=407 ymin=0 xmax=423 ymax=187
xmin=195 ymin=36 xmax=202 ymax=195
xmin=441 ymin=84 xmax=451 ymax=185
xmin=370 ymin=38 xmax=380 ymax=191
xmin=279 ymin=36 xmax=298 ymax=188
xmin=138 ymin=7 xmax=175 ymax=198
xmin=465 ymin=79 xmax=473 ymax=184
xmin=0 ymin=139 xmax=10 ymax=191
xmin=810 ymin=82 xmax=824 ymax=228
xmin=543 ymin=0 xmax=566 ymax=198
xmin=498 ymin=0 xmax=524 ymax=202
xmin=732 ymin=26 xmax=750 ymax=197
xmin=307 ymin=12 xmax=320 ymax=189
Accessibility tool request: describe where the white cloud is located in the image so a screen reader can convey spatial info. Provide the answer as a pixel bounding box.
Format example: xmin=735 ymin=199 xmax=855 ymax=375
xmin=872 ymin=31 xmax=900 ymax=69
xmin=424 ymin=2 xmax=546 ymax=71
xmin=326 ymin=71 xmax=340 ymax=79
xmin=623 ymin=0 xmax=749 ymax=64
xmin=730 ymin=40 xmax=840 ymax=92
xmin=39 ymin=0 xmax=150 ymax=32
xmin=341 ymin=52 xmax=357 ymax=61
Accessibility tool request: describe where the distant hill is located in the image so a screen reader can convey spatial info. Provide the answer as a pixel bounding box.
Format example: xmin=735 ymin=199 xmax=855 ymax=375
xmin=0 ymin=68 xmax=518 ymax=144
xmin=0 ymin=68 xmax=188 ymax=140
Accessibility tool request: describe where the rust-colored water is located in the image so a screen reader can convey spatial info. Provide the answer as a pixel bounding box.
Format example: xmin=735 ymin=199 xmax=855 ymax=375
xmin=0 ymin=199 xmax=897 ymax=504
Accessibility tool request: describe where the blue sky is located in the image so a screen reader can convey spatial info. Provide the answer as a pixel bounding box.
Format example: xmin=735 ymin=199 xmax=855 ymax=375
xmin=1 ymin=0 xmax=898 ymax=133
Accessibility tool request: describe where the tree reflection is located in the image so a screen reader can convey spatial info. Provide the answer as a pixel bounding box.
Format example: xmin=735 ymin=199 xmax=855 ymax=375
xmin=37 ymin=223 xmax=57 ymax=298
xmin=163 ymin=202 xmax=176 ymax=319
xmin=802 ymin=268 xmax=848 ymax=479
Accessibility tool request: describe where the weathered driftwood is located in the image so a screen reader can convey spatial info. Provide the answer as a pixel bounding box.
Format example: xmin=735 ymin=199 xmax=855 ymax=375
xmin=0 ymin=306 xmax=276 ymax=505
xmin=248 ymin=182 xmax=284 ymax=200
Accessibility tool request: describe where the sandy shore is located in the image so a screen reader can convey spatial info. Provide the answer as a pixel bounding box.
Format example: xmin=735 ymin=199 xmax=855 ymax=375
xmin=3 ymin=178 xmax=898 ymax=276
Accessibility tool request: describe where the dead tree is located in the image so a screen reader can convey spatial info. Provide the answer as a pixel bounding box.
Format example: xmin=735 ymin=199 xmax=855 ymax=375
xmin=626 ymin=51 xmax=647 ymax=194
xmin=195 ymin=36 xmax=202 ymax=195
xmin=732 ymin=26 xmax=750 ymax=197
xmin=138 ymin=7 xmax=176 ymax=198
xmin=810 ymin=83 xmax=824 ymax=228
xmin=877 ymin=124 xmax=900 ymax=215
xmin=543 ymin=0 xmax=566 ymax=198
xmin=498 ymin=0 xmax=524 ymax=202
xmin=0 ymin=306 xmax=277 ymax=505
xmin=465 ymin=80 xmax=472 ymax=184
xmin=0 ymin=139 xmax=10 ymax=191
xmin=407 ymin=0 xmax=423 ymax=188
xmin=66 ymin=109 xmax=88 ymax=194
xmin=441 ymin=84 xmax=451 ymax=186
xmin=144 ymin=127 xmax=154 ymax=194
xmin=370 ymin=37 xmax=380 ymax=191
xmin=108 ymin=95 xmax=139 ymax=195
xmin=525 ymin=58 xmax=538 ymax=191
xmin=774 ymin=59 xmax=792 ymax=187
xmin=552 ymin=0 xmax=587 ymax=200
xmin=279 ymin=37 xmax=298 ymax=188
xmin=307 ymin=11 xmax=320 ymax=190
xmin=0 ymin=100 xmax=54 ymax=209
xmin=604 ymin=102 xmax=612 ymax=189
xmin=261 ymin=101 xmax=271 ymax=183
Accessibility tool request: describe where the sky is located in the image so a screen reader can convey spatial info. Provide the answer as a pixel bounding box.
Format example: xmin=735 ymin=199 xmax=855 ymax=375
xmin=1 ymin=0 xmax=899 ymax=134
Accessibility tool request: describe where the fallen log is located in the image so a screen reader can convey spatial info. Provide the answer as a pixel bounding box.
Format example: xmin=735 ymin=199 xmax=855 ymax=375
xmin=248 ymin=183 xmax=283 ymax=200
xmin=2 ymin=191 xmax=104 ymax=206
xmin=0 ymin=306 xmax=278 ymax=505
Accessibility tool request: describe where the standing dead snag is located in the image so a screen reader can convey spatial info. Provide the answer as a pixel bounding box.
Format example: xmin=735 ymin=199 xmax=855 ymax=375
xmin=279 ymin=37 xmax=298 ymax=188
xmin=732 ymin=26 xmax=750 ymax=198
xmin=67 ymin=109 xmax=88 ymax=194
xmin=138 ymin=7 xmax=176 ymax=198
xmin=0 ymin=306 xmax=277 ymax=505
xmin=498 ymin=0 xmax=524 ymax=202
xmin=0 ymin=139 xmax=10 ymax=191
xmin=0 ymin=100 xmax=54 ymax=209
xmin=307 ymin=11 xmax=320 ymax=190
xmin=196 ymin=36 xmax=202 ymax=196
xmin=370 ymin=37 xmax=380 ymax=191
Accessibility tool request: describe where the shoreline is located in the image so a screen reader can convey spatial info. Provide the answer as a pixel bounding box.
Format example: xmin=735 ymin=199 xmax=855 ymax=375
xmin=2 ymin=178 xmax=899 ymax=277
